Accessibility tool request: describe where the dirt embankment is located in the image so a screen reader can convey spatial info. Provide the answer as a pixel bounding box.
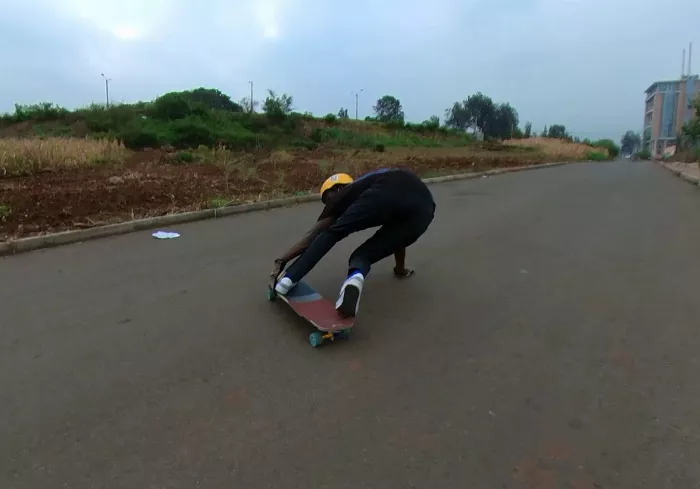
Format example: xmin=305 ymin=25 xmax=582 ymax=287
xmin=0 ymin=146 xmax=566 ymax=240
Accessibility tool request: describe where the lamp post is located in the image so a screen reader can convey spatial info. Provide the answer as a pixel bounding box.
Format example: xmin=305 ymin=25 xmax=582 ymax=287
xmin=100 ymin=73 xmax=112 ymax=107
xmin=351 ymin=88 xmax=364 ymax=120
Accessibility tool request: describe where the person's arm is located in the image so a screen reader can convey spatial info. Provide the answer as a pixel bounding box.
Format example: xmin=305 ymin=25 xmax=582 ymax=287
xmin=393 ymin=247 xmax=414 ymax=277
xmin=276 ymin=217 xmax=334 ymax=264
xmin=270 ymin=217 xmax=334 ymax=287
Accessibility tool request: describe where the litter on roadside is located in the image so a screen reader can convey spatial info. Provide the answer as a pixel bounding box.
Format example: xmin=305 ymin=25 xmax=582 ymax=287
xmin=152 ymin=231 xmax=180 ymax=239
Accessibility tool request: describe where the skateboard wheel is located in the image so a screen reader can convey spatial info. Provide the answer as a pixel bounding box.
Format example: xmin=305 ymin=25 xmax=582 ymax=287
xmin=309 ymin=332 xmax=324 ymax=348
xmin=338 ymin=329 xmax=351 ymax=339
xmin=267 ymin=288 xmax=276 ymax=301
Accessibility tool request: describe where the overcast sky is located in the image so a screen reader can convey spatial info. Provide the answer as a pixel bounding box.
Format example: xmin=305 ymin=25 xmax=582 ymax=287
xmin=1 ymin=0 xmax=698 ymax=140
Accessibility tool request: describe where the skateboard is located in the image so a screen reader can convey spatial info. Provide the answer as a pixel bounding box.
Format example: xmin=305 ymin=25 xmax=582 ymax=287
xmin=267 ymin=279 xmax=355 ymax=348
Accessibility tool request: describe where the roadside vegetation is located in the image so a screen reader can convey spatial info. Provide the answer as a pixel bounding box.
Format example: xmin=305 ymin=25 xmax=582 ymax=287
xmin=0 ymin=87 xmax=618 ymax=239
xmin=680 ymin=95 xmax=700 ymax=162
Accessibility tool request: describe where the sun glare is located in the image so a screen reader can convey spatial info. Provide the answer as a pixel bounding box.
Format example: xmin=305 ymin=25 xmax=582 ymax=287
xmin=111 ymin=25 xmax=141 ymax=40
xmin=257 ymin=2 xmax=280 ymax=39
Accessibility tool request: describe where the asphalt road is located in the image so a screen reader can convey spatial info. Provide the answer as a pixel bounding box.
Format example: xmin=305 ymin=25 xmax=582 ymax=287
xmin=2 ymin=161 xmax=700 ymax=489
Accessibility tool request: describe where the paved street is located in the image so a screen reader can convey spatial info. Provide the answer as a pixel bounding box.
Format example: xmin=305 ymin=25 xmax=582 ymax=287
xmin=2 ymin=161 xmax=700 ymax=488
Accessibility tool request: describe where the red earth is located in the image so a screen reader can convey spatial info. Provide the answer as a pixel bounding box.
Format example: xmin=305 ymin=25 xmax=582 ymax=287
xmin=0 ymin=148 xmax=555 ymax=240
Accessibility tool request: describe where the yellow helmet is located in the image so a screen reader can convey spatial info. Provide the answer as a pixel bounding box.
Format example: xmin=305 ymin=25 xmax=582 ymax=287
xmin=320 ymin=173 xmax=353 ymax=197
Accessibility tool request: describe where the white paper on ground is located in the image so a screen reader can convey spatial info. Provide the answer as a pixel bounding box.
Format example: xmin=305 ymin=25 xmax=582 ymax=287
xmin=152 ymin=231 xmax=180 ymax=239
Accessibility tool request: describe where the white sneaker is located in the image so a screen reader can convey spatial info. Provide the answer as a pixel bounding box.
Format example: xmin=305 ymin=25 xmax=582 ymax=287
xmin=274 ymin=276 xmax=296 ymax=295
xmin=336 ymin=272 xmax=364 ymax=317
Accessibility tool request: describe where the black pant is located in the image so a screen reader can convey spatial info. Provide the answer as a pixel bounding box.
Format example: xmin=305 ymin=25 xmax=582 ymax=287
xmin=285 ymin=180 xmax=435 ymax=282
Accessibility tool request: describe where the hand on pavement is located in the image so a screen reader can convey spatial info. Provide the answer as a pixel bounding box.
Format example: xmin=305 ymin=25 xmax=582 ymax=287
xmin=393 ymin=267 xmax=415 ymax=278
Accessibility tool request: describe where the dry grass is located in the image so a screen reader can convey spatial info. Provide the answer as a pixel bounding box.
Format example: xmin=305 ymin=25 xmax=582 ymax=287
xmin=267 ymin=150 xmax=294 ymax=163
xmin=505 ymin=137 xmax=608 ymax=159
xmin=0 ymin=137 xmax=130 ymax=176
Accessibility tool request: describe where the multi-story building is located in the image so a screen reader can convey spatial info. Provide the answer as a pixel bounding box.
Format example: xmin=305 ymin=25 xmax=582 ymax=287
xmin=643 ymin=75 xmax=698 ymax=156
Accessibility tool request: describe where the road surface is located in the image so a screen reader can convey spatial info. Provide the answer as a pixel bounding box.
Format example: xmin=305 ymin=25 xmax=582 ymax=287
xmin=2 ymin=161 xmax=700 ymax=488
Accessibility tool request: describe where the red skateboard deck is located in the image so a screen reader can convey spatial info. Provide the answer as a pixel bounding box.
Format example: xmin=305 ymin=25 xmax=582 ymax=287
xmin=268 ymin=280 xmax=354 ymax=348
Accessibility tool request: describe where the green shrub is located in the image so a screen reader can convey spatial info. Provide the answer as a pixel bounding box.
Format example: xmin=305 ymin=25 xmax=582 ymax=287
xmin=586 ymin=150 xmax=607 ymax=161
xmin=239 ymin=113 xmax=271 ymax=132
xmin=0 ymin=204 xmax=11 ymax=222
xmin=592 ymin=139 xmax=620 ymax=158
xmin=168 ymin=117 xmax=216 ymax=148
xmin=279 ymin=115 xmax=299 ymax=133
xmin=217 ymin=124 xmax=263 ymax=149
xmin=175 ymin=151 xmax=195 ymax=163
xmin=635 ymin=149 xmax=652 ymax=160
xmin=323 ymin=113 xmax=338 ymax=125
xmin=119 ymin=120 xmax=170 ymax=149
xmin=374 ymin=143 xmax=386 ymax=152
xmin=79 ymin=103 xmax=143 ymax=133
xmin=7 ymin=102 xmax=69 ymax=123
xmin=421 ymin=117 xmax=440 ymax=131
xmin=180 ymin=87 xmax=243 ymax=113
xmin=403 ymin=122 xmax=425 ymax=133
xmin=691 ymin=147 xmax=700 ymax=162
xmin=311 ymin=127 xmax=335 ymax=143
xmin=152 ymin=92 xmax=191 ymax=120
xmin=384 ymin=120 xmax=405 ymax=131
xmin=291 ymin=138 xmax=318 ymax=150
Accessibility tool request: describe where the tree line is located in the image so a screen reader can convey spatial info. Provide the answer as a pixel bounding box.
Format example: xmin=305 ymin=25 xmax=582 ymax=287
xmin=343 ymin=92 xmax=579 ymax=142
xmin=1 ymin=86 xmax=621 ymax=154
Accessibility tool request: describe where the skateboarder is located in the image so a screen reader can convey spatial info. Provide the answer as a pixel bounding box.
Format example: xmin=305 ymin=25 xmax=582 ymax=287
xmin=269 ymin=167 xmax=436 ymax=318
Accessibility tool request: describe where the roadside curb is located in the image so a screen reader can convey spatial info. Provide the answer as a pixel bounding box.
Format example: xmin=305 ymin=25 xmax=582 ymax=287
xmin=0 ymin=159 xmax=587 ymax=257
xmin=657 ymin=161 xmax=700 ymax=186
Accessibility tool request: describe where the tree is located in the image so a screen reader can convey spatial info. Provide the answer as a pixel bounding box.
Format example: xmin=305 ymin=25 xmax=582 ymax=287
xmin=182 ymin=88 xmax=242 ymax=112
xmin=422 ymin=115 xmax=440 ymax=131
xmin=620 ymin=130 xmax=642 ymax=155
xmin=373 ymin=95 xmax=405 ymax=124
xmin=337 ymin=107 xmax=349 ymax=119
xmin=489 ymin=102 xmax=519 ymax=139
xmin=523 ymin=122 xmax=532 ymax=138
xmin=444 ymin=101 xmax=469 ymax=131
xmin=547 ymin=124 xmax=569 ymax=139
xmin=445 ymin=92 xmax=495 ymax=134
xmin=151 ymin=92 xmax=191 ymax=120
xmin=593 ymin=139 xmax=620 ymax=158
xmin=683 ymin=95 xmax=700 ymax=141
xmin=444 ymin=93 xmax=520 ymax=139
xmin=262 ymin=89 xmax=293 ymax=119
xmin=239 ymin=96 xmax=259 ymax=113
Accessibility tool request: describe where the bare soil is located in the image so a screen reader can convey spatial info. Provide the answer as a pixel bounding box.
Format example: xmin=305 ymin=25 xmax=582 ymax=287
xmin=0 ymin=147 xmax=558 ymax=240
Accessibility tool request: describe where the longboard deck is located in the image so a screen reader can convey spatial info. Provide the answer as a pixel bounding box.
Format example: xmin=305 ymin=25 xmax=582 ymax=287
xmin=273 ymin=280 xmax=354 ymax=332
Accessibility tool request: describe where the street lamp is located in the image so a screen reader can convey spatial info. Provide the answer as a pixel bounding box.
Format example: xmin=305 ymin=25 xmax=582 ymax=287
xmin=351 ymin=88 xmax=363 ymax=120
xmin=100 ymin=73 xmax=112 ymax=108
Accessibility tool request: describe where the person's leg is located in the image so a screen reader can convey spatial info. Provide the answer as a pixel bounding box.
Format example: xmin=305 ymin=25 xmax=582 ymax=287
xmin=348 ymin=207 xmax=433 ymax=276
xmin=275 ymin=188 xmax=386 ymax=293
xmin=336 ymin=206 xmax=434 ymax=317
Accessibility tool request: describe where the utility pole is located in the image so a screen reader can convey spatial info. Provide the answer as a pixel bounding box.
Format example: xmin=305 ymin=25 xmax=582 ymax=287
xmin=352 ymin=88 xmax=363 ymax=120
xmin=100 ymin=73 xmax=112 ymax=107
xmin=249 ymin=80 xmax=254 ymax=113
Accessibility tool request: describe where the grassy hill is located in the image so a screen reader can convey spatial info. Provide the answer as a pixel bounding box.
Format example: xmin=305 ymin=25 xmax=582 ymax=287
xmin=0 ymin=87 xmax=613 ymax=239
